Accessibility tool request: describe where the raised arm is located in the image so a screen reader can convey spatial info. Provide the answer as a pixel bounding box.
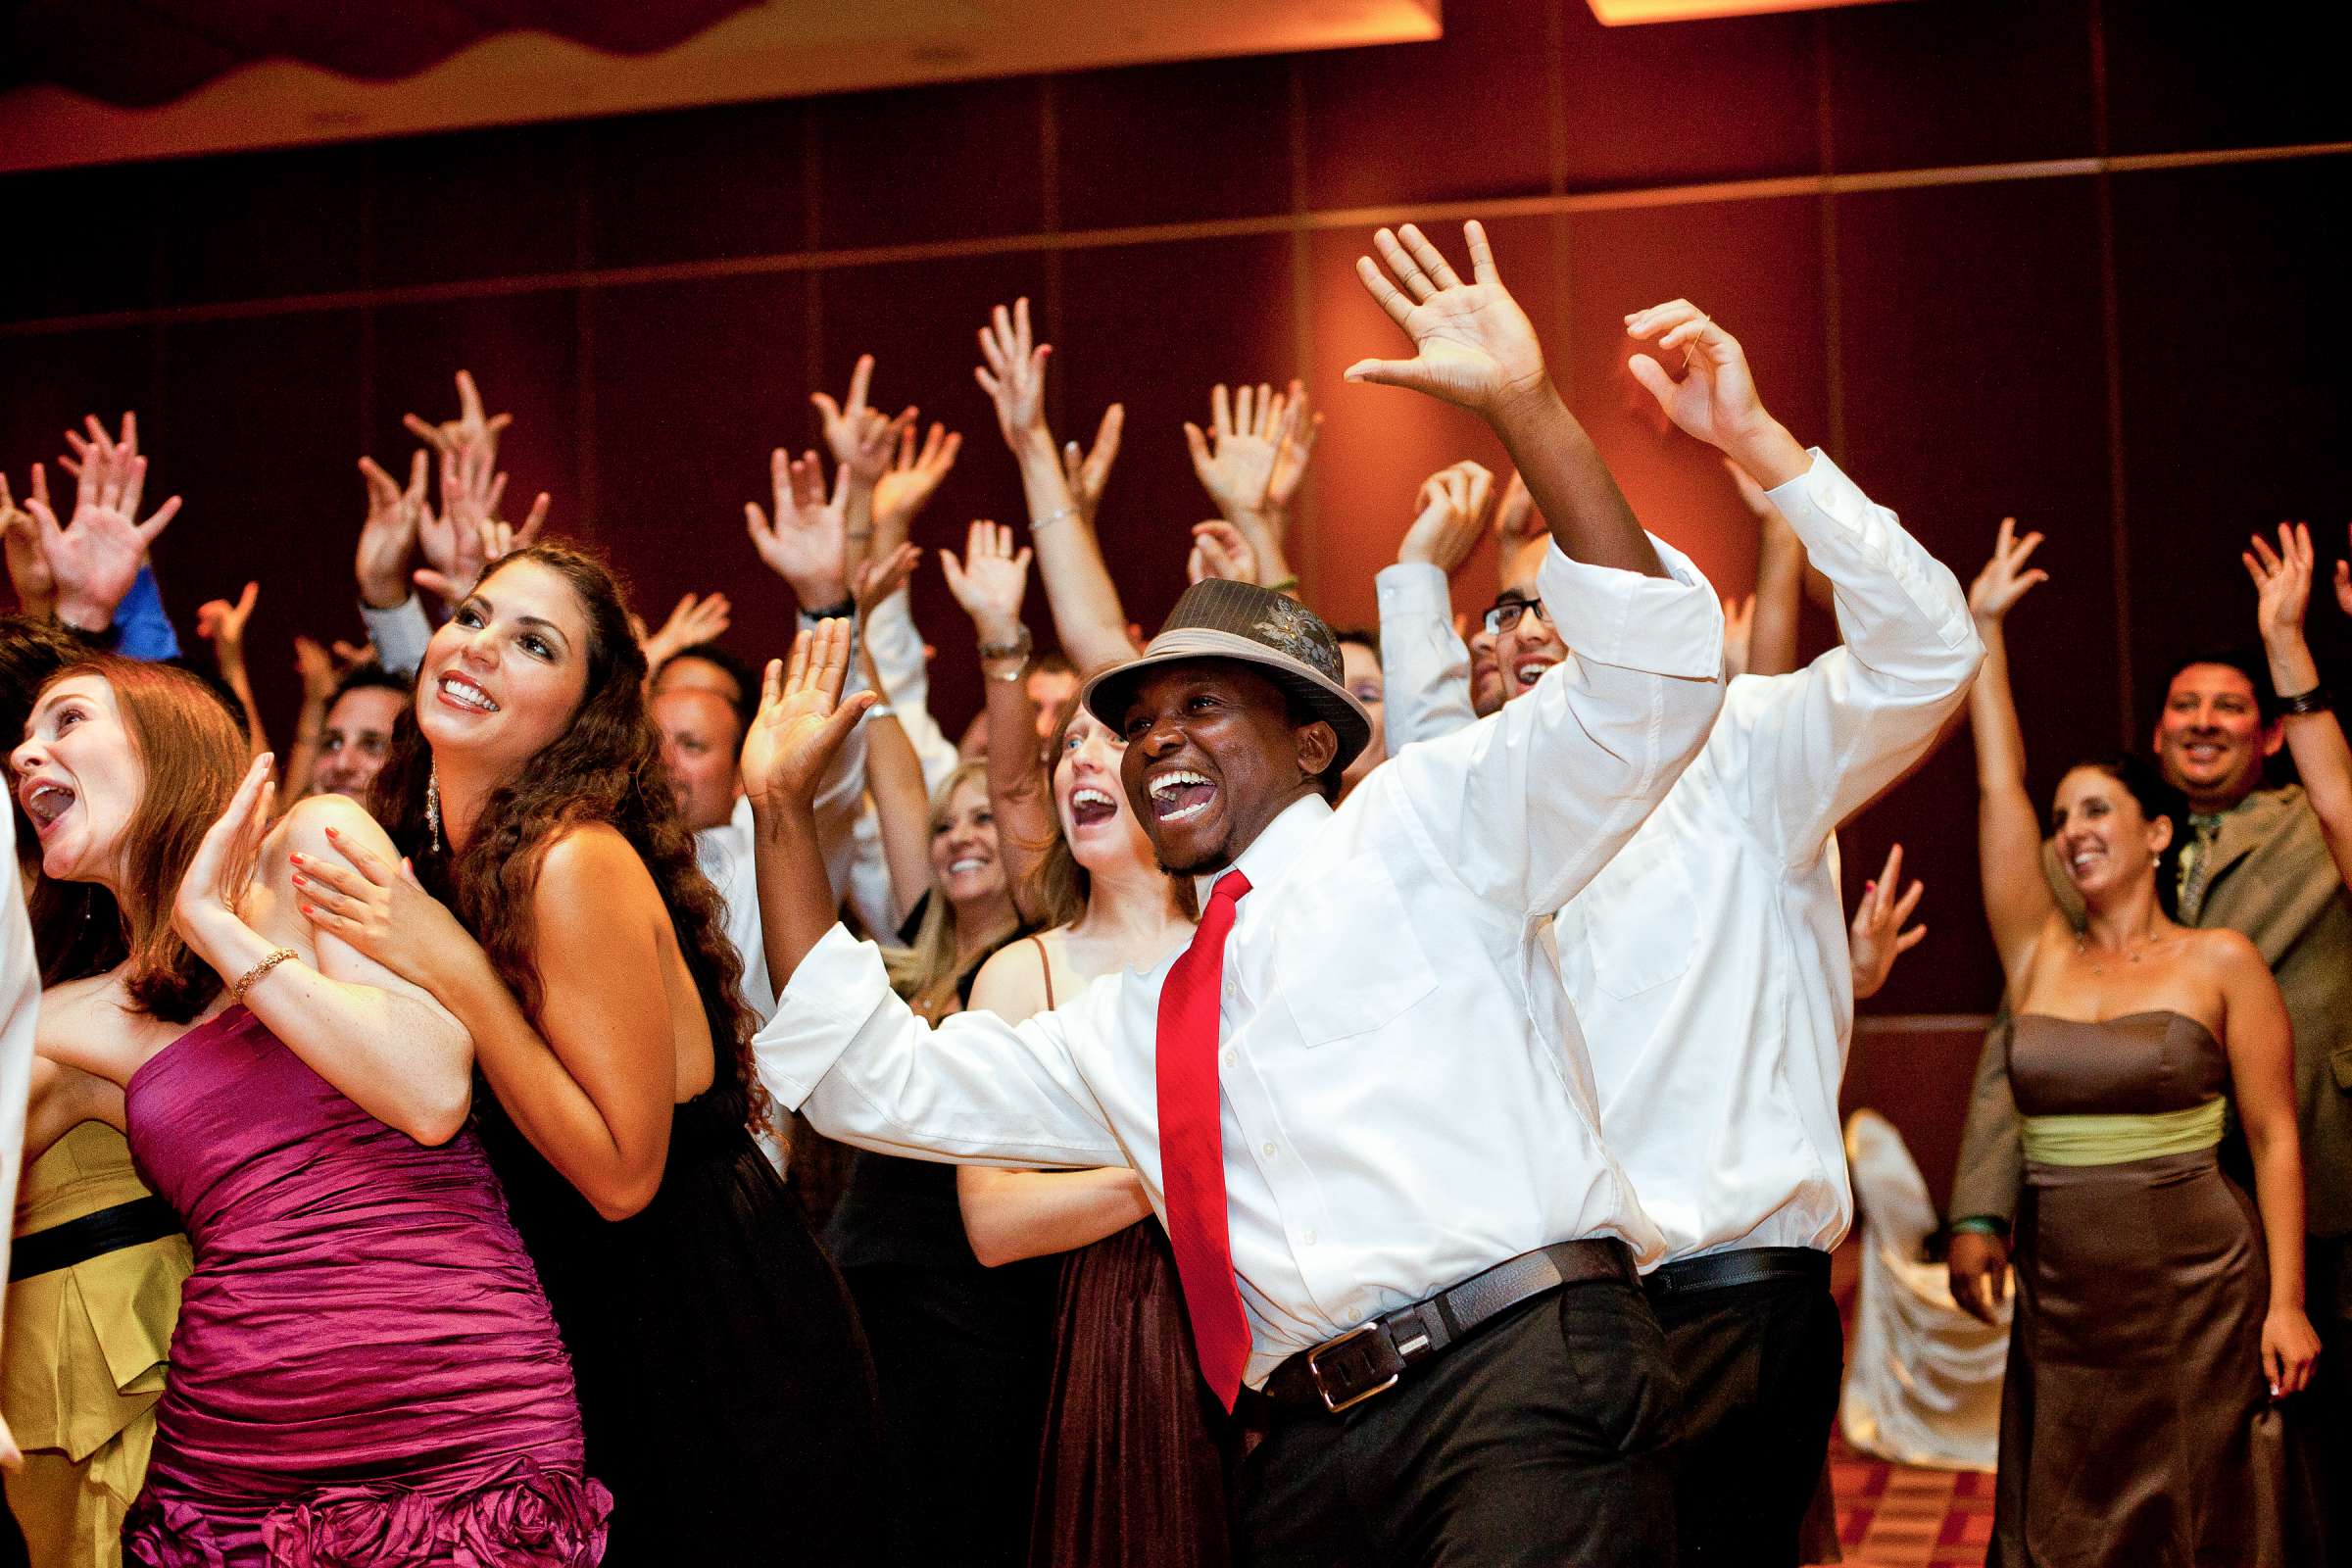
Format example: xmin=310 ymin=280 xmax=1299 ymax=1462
xmin=975 ymin=299 xmax=1140 ymax=674
xmin=1966 ymin=518 xmax=2059 ymax=979
xmin=940 ymin=520 xmax=1056 ymax=918
xmin=1727 ymin=459 xmax=1806 ymax=678
xmin=195 ymin=581 xmax=270 ymax=761
xmin=178 ymin=769 xmax=472 ymax=1145
xmin=742 ymin=622 xmax=880 ymax=987
xmin=1183 ymin=382 xmax=1303 ymax=589
xmin=2210 ymin=933 xmax=2319 ymax=1396
xmin=1376 ymin=461 xmax=1493 ymax=753
xmin=28 ymin=426 xmax=180 ymax=639
xmin=1347 ymin=221 xmax=1660 ymax=577
xmin=852 ymin=547 xmax=937 ymax=928
xmin=2246 ymin=522 xmax=2352 ymax=888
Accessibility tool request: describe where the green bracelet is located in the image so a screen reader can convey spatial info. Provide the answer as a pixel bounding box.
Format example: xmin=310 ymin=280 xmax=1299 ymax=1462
xmin=1265 ymin=574 xmax=1300 ymax=595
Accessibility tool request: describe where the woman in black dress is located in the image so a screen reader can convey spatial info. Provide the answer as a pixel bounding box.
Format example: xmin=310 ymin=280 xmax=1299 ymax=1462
xmin=296 ymin=544 xmax=882 ymax=1564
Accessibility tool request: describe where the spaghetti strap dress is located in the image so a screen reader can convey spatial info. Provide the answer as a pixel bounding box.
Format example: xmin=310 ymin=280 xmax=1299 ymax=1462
xmin=1993 ymin=1010 xmax=2287 ymax=1567
xmin=118 ymin=1005 xmax=609 ymax=1567
xmin=474 ymin=1078 xmax=885 ymax=1565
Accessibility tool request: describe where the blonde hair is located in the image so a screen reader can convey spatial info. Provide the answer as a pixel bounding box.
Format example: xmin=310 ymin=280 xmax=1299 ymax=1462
xmin=884 ymin=760 xmax=1019 ymax=1017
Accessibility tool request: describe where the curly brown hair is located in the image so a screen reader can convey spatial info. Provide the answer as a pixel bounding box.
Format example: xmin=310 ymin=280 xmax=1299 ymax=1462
xmin=369 ymin=544 xmax=760 ymax=1117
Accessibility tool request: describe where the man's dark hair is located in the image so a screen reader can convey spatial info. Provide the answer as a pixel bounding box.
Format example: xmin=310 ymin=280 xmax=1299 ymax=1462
xmin=1331 ymin=627 xmax=1380 ymax=668
xmin=0 ymin=615 xmax=90 ymax=748
xmin=328 ymin=662 xmax=412 ymax=708
xmin=1031 ymin=650 xmax=1077 ymax=680
xmin=656 ymin=641 xmax=760 ymax=728
xmin=2158 ymin=648 xmax=2278 ymax=726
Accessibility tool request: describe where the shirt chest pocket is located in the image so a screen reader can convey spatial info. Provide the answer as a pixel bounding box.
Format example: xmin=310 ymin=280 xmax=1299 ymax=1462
xmin=1569 ymin=833 xmax=1696 ymax=1000
xmin=1275 ymin=858 xmax=1440 ymax=1047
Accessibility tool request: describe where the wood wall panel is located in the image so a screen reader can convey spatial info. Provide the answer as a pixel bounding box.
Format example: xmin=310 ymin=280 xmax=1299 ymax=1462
xmin=1551 ymin=2 xmax=1819 ymax=191
xmin=810 ymin=76 xmax=1046 ymax=251
xmin=2102 ymin=3 xmax=2352 ymax=159
xmin=1054 ymin=56 xmax=1296 ymax=234
xmin=371 ymin=123 xmax=582 ymax=288
xmin=0 ymin=161 xmax=160 ymax=322
xmin=1823 ymin=0 xmax=2095 ymax=174
xmin=583 ymin=100 xmax=810 ymax=271
xmin=154 ymin=145 xmax=366 ymax=308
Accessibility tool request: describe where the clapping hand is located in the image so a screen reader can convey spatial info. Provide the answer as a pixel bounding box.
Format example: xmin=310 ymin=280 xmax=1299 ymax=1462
xmin=939 ymin=520 xmax=1033 ymax=649
xmin=1847 ymin=843 xmax=1927 ymax=1002
xmin=1187 ymin=520 xmax=1259 ymax=587
xmin=1968 ymin=517 xmax=2048 ymax=626
xmin=172 ymin=753 xmax=275 ymax=956
xmin=1346 ymin=222 xmax=1545 ymax=417
xmin=1060 ymin=405 xmax=1124 ymax=527
xmin=740 ymin=621 xmax=877 ymax=811
xmin=746 ymin=451 xmax=850 ymax=612
xmin=639 ymin=593 xmax=734 ymax=673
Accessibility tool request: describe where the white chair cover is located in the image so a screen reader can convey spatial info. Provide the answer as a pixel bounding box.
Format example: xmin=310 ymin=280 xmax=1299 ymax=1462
xmin=1838 ymin=1108 xmax=2009 ymax=1472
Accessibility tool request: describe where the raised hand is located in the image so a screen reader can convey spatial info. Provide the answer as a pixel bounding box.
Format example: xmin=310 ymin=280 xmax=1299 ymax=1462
xmin=1265 ymin=381 xmax=1322 ymax=519
xmin=1968 ymin=517 xmax=2048 ymax=626
xmin=356 ymin=452 xmax=430 ymax=609
xmin=640 ymin=592 xmax=733 ymax=673
xmin=195 ymin=581 xmax=260 ymax=678
xmin=812 ymin=355 xmax=918 ymax=484
xmin=172 ymin=753 xmax=275 ymax=954
xmin=854 ymin=543 xmax=924 ymax=619
xmin=1187 ymin=519 xmax=1259 ymax=587
xmin=402 ymin=369 xmax=511 ymax=463
xmin=1396 ymin=460 xmax=1494 ymax=575
xmin=975 ymin=299 xmax=1052 ymax=452
xmin=1623 ymin=301 xmax=1806 ymax=486
xmin=746 ymin=450 xmax=849 ymax=611
xmin=739 ymin=621 xmax=877 ymax=810
xmin=292 ymin=636 xmax=341 ymax=705
xmin=2243 ymin=522 xmax=2316 ymax=657
xmin=938 ymin=520 xmax=1033 ymax=649
xmin=1345 ymin=221 xmax=1545 ymax=416
xmin=1060 ymin=405 xmax=1124 ymax=526
xmin=28 ymin=450 xmax=181 ymax=633
xmin=1848 ymin=842 xmax=1926 ymax=1002
xmin=871 ymin=421 xmax=962 ymax=546
xmin=1183 ymin=382 xmax=1295 ymax=522
xmin=0 ymin=471 xmax=57 ymax=619
xmin=416 ymin=443 xmax=498 ymax=607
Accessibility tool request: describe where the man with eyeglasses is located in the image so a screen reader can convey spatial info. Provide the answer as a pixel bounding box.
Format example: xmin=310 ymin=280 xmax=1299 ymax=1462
xmin=1378 ymin=299 xmax=1983 ymax=1566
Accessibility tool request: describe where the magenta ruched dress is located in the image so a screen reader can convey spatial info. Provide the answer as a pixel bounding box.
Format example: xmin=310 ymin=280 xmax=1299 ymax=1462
xmin=118 ymin=1005 xmax=611 ymax=1567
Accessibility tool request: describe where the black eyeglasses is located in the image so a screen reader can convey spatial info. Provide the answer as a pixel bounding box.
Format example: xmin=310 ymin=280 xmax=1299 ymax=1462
xmin=1481 ymin=597 xmax=1551 ymax=635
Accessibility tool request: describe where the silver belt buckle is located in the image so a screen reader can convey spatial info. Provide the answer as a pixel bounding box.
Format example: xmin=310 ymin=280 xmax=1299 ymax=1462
xmin=1305 ymin=1322 xmax=1399 ymax=1413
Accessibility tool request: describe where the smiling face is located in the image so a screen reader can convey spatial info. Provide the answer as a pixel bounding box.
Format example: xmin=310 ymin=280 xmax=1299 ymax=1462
xmin=1117 ymin=661 xmax=1337 ymax=877
xmin=309 ymin=685 xmax=406 ymax=802
xmin=1052 ymin=706 xmax=1152 ymax=875
xmin=12 ymin=673 xmax=143 ymax=891
xmin=930 ymin=773 xmax=1005 ymax=909
xmin=2052 ymin=764 xmax=2172 ymax=906
xmin=1494 ymin=580 xmax=1568 ymax=707
xmin=653 ymin=687 xmax=743 ymax=832
xmin=2151 ymin=662 xmax=2278 ymax=812
xmin=1338 ymin=639 xmax=1386 ymax=790
xmin=1468 ymin=622 xmax=1507 ymax=717
xmin=417 ymin=559 xmax=595 ymax=782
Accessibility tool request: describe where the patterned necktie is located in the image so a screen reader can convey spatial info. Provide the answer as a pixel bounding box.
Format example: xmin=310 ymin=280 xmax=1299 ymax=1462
xmin=2178 ymin=812 xmax=2225 ymax=914
xmin=1155 ymin=869 xmax=1252 ymax=1410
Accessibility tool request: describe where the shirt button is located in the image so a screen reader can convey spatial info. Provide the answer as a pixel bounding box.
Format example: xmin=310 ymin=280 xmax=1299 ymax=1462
xmin=1220 ymin=1048 xmax=1236 ymax=1069
xmin=1302 ymin=1227 xmax=1318 ymax=1247
xmin=1260 ymin=1142 xmax=1277 ymax=1158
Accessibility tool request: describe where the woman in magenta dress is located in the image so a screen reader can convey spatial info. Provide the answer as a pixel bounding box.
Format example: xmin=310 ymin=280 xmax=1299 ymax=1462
xmin=14 ymin=655 xmax=607 ymax=1566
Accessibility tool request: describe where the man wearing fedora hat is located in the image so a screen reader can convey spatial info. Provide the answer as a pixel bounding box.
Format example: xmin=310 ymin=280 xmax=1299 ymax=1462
xmin=746 ymin=221 xmax=1724 ymax=1565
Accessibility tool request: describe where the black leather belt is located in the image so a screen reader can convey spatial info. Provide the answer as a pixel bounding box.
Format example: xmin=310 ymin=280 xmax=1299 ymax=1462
xmin=1260 ymin=1238 xmax=1636 ymax=1412
xmin=1642 ymin=1245 xmax=1828 ymax=1300
xmin=10 ymin=1197 xmax=181 ymax=1282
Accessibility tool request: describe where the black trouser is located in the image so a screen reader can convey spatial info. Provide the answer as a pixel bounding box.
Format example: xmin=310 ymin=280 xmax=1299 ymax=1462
xmin=1647 ymin=1254 xmax=1843 ymax=1568
xmin=1236 ymin=1278 xmax=1680 ymax=1567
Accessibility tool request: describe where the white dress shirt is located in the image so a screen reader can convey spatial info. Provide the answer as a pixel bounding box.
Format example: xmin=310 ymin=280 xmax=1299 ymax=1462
xmin=757 ymin=537 xmax=1723 ymax=1384
xmin=698 ymin=795 xmax=775 ymax=1024
xmin=1382 ymin=451 xmax=1982 ymax=1261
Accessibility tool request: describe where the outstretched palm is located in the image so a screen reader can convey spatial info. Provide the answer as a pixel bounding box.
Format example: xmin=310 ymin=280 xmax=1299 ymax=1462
xmin=740 ymin=621 xmax=872 ymax=809
xmin=1346 ymin=223 xmax=1545 ymax=416
xmin=1968 ymin=517 xmax=2047 ymax=623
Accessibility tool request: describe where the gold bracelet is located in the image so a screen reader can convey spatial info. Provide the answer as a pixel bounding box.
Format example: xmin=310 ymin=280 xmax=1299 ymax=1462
xmin=229 ymin=948 xmax=298 ymax=1005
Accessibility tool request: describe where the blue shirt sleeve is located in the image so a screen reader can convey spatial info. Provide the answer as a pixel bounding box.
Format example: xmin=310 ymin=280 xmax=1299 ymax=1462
xmin=108 ymin=564 xmax=183 ymax=661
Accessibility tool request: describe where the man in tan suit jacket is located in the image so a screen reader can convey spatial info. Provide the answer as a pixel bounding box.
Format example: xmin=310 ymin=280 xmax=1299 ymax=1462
xmin=1947 ymin=650 xmax=2352 ymax=1559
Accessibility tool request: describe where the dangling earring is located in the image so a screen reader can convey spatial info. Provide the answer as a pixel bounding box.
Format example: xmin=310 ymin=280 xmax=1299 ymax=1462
xmin=425 ymin=769 xmax=443 ymax=855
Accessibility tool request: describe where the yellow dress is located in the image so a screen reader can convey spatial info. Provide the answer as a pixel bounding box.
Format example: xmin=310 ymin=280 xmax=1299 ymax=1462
xmin=3 ymin=1122 xmax=190 ymax=1568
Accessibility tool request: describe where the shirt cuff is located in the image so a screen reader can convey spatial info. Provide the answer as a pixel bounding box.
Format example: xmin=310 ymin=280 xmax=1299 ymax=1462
xmin=1375 ymin=562 xmax=1452 ymax=621
xmin=360 ymin=594 xmax=433 ymax=676
xmin=1535 ymin=534 xmax=1723 ymax=682
xmin=753 ymin=923 xmax=889 ymax=1108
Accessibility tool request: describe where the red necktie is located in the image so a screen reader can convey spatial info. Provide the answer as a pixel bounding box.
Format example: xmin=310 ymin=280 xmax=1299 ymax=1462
xmin=1156 ymin=869 xmax=1252 ymax=1410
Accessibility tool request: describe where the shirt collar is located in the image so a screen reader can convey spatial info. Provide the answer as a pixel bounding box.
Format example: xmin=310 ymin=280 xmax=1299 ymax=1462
xmin=1193 ymin=792 xmax=1330 ymax=908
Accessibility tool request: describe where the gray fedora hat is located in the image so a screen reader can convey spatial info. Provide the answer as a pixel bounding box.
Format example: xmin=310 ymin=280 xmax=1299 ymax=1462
xmin=1080 ymin=578 xmax=1374 ymax=771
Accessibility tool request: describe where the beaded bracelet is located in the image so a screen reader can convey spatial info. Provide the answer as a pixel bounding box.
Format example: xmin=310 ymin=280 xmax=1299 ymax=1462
xmin=230 ymin=948 xmax=298 ymax=1005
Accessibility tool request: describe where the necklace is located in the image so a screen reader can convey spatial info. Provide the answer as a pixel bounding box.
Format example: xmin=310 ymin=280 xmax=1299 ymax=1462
xmin=2074 ymin=925 xmax=2165 ymax=974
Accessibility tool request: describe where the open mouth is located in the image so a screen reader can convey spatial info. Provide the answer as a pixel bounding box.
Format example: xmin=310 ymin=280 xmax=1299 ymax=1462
xmin=1148 ymin=769 xmax=1217 ymax=824
xmin=945 ymin=856 xmax=991 ymax=877
xmin=1069 ymin=786 xmax=1118 ymax=828
xmin=2067 ymin=845 xmax=2106 ymax=877
xmin=1513 ymin=658 xmax=1556 ymax=691
xmin=437 ymin=672 xmax=500 ymax=713
xmin=2180 ymin=740 xmax=2225 ymax=766
xmin=20 ymin=779 xmax=74 ymax=836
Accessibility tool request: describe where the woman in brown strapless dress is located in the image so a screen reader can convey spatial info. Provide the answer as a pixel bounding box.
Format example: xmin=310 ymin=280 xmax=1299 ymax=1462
xmin=1967 ymin=527 xmax=2321 ymax=1565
